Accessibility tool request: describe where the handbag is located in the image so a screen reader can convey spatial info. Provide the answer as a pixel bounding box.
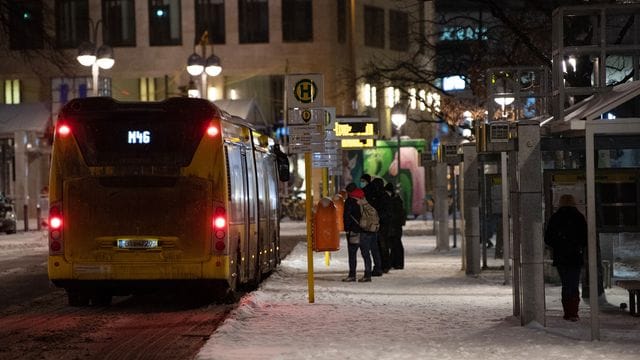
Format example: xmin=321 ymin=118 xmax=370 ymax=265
xmin=348 ymin=232 xmax=360 ymax=244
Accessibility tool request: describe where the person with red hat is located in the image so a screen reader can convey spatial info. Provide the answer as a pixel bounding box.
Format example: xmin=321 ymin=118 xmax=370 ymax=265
xmin=342 ymin=182 xmax=376 ymax=282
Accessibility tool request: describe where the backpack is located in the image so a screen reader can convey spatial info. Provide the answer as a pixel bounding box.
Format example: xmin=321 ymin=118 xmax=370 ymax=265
xmin=358 ymin=200 xmax=380 ymax=232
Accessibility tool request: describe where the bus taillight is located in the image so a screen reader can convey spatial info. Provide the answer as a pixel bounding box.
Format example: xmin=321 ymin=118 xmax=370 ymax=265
xmin=212 ymin=206 xmax=226 ymax=252
xmin=56 ymin=123 xmax=71 ymax=137
xmin=206 ymin=123 xmax=219 ymax=137
xmin=48 ymin=203 xmax=64 ymax=255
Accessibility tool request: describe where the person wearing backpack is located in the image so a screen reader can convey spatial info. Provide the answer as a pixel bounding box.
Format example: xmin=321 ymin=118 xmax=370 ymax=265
xmin=343 ymin=183 xmax=377 ymax=282
xmin=544 ymin=194 xmax=587 ymax=321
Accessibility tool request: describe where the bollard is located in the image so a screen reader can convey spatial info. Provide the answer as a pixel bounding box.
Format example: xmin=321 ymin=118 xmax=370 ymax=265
xmin=313 ymin=197 xmax=340 ymax=252
xmin=36 ymin=204 xmax=41 ymax=231
xmin=23 ymin=204 xmax=29 ymax=232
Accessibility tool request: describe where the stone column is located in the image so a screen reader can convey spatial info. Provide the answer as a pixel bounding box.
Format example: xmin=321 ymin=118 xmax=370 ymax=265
xmin=517 ymin=120 xmax=545 ymax=326
xmin=435 ymin=162 xmax=449 ymax=251
xmin=462 ymin=143 xmax=480 ymax=275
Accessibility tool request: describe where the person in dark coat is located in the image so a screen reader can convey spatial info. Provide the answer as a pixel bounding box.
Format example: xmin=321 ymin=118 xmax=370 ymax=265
xmin=342 ymin=183 xmax=376 ymax=282
xmin=385 ymin=183 xmax=406 ymax=269
xmin=544 ymin=194 xmax=587 ymax=321
xmin=360 ymin=174 xmax=384 ymax=276
xmin=371 ymin=177 xmax=392 ymax=273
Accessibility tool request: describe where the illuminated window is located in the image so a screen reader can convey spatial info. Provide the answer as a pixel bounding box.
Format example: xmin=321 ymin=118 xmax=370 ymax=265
xmin=394 ymin=88 xmax=400 ymax=104
xmin=362 ymin=83 xmax=377 ymax=108
xmin=385 ymin=87 xmax=394 ymax=107
xmin=409 ymin=88 xmax=416 ymax=110
xmin=442 ymin=76 xmax=466 ymax=91
xmin=139 ymin=77 xmax=156 ymax=101
xmin=4 ymin=80 xmax=21 ymax=104
xmin=418 ymin=89 xmax=426 ymax=111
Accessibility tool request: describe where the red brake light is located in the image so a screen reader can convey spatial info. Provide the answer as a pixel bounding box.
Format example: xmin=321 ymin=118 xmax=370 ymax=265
xmin=207 ymin=124 xmax=219 ymax=137
xmin=57 ymin=124 xmax=71 ymax=137
xmin=214 ymin=216 xmax=226 ymax=229
xmin=50 ymin=216 xmax=63 ymax=229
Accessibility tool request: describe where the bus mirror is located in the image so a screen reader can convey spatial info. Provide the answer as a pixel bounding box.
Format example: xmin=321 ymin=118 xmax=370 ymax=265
xmin=276 ymin=156 xmax=290 ymax=182
xmin=273 ymin=144 xmax=290 ymax=182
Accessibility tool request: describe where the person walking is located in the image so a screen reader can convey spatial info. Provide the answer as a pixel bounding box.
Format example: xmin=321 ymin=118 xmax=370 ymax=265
xmin=544 ymin=194 xmax=587 ymax=321
xmin=342 ymin=183 xmax=376 ymax=282
xmin=385 ymin=183 xmax=406 ymax=269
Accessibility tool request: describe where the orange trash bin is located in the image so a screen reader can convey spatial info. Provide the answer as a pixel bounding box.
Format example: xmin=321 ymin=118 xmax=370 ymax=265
xmin=313 ymin=198 xmax=340 ymax=252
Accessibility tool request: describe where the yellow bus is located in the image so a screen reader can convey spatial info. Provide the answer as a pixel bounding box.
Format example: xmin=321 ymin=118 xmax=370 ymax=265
xmin=48 ymin=97 xmax=288 ymax=306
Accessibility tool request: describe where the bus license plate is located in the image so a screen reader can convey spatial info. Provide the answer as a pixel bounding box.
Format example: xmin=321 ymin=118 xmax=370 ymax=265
xmin=117 ymin=239 xmax=159 ymax=249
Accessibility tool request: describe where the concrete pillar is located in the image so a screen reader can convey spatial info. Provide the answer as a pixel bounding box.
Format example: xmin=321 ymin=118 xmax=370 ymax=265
xmin=516 ymin=121 xmax=545 ymax=326
xmin=462 ymin=143 xmax=480 ymax=275
xmin=14 ymin=131 xmax=29 ymax=228
xmin=435 ymin=162 xmax=449 ymax=251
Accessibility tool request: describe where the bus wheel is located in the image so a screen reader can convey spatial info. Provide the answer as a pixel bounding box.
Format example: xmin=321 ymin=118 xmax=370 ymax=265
xmin=67 ymin=290 xmax=90 ymax=307
xmin=91 ymin=292 xmax=113 ymax=306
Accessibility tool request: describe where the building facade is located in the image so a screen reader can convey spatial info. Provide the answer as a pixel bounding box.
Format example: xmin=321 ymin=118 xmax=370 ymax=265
xmin=0 ymin=0 xmax=437 ymax=218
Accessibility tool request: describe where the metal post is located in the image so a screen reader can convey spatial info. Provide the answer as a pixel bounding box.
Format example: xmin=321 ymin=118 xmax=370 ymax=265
xmin=501 ymin=152 xmax=511 ymax=285
xmin=509 ymin=148 xmax=521 ymax=317
xmin=451 ymin=166 xmax=457 ymax=248
xmin=397 ymin=134 xmax=401 ymax=187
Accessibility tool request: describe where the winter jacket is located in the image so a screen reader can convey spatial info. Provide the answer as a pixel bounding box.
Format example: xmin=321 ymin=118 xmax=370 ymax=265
xmin=385 ymin=193 xmax=406 ymax=237
xmin=343 ymin=189 xmax=364 ymax=233
xmin=544 ymin=206 xmax=587 ymax=267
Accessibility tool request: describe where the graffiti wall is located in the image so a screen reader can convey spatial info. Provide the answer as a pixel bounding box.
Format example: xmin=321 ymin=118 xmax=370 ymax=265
xmin=342 ymin=139 xmax=426 ymax=217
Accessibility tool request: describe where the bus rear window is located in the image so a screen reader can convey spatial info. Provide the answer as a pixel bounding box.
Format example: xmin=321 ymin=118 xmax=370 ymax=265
xmin=66 ymin=108 xmax=211 ymax=167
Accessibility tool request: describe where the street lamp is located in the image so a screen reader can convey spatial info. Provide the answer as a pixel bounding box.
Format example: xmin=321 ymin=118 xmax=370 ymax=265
xmin=186 ymin=31 xmax=222 ymax=98
xmin=76 ymin=19 xmax=114 ymax=97
xmin=391 ymin=103 xmax=408 ymax=188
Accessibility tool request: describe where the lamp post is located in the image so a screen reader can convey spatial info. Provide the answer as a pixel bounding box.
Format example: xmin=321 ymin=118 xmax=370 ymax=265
xmin=186 ymin=31 xmax=222 ymax=98
xmin=77 ymin=19 xmax=114 ymax=97
xmin=391 ymin=103 xmax=407 ymax=188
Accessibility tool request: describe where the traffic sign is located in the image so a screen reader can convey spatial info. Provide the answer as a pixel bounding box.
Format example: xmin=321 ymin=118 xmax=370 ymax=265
xmin=286 ymin=74 xmax=324 ymax=108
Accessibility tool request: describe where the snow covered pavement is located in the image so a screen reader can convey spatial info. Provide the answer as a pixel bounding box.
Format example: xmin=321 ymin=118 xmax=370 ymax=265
xmin=197 ymin=220 xmax=640 ymax=360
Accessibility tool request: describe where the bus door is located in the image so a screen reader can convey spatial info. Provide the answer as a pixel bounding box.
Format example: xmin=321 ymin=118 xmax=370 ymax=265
xmin=227 ymin=144 xmax=251 ymax=284
xmin=244 ymin=148 xmax=259 ymax=279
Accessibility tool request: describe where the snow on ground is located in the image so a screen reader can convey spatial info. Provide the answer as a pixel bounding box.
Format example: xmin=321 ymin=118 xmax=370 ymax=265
xmin=198 ymin=220 xmax=640 ymax=360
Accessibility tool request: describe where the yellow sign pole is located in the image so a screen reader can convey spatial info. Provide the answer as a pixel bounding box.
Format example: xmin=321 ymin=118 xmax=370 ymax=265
xmin=322 ymin=168 xmax=331 ymax=267
xmin=305 ymin=152 xmax=315 ymax=303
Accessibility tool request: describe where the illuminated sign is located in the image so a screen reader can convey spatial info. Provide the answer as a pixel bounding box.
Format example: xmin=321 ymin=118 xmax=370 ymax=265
xmin=333 ymin=120 xmax=377 ymax=148
xmin=128 ymin=130 xmax=151 ymax=144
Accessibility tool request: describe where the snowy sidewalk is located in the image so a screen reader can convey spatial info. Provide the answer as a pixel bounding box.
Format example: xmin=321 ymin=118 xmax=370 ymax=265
xmin=197 ymin=222 xmax=640 ymax=360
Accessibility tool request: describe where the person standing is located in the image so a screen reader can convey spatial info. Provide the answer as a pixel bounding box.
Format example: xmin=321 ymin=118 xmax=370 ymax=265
xmin=385 ymin=183 xmax=406 ymax=269
xmin=371 ymin=178 xmax=391 ymax=273
xmin=342 ymin=183 xmax=375 ymax=282
xmin=360 ymin=174 xmax=384 ymax=276
xmin=544 ymin=194 xmax=587 ymax=321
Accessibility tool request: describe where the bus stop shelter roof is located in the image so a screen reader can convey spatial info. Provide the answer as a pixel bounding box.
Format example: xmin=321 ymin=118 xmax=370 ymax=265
xmin=548 ymin=80 xmax=640 ymax=132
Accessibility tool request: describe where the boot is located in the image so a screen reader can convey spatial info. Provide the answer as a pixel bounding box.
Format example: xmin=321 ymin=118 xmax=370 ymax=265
xmin=561 ymin=297 xmax=570 ymax=320
xmin=565 ymin=295 xmax=580 ymax=322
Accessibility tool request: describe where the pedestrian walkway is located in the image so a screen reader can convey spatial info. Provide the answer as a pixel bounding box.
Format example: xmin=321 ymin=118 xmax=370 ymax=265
xmin=197 ymin=220 xmax=640 ymax=360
